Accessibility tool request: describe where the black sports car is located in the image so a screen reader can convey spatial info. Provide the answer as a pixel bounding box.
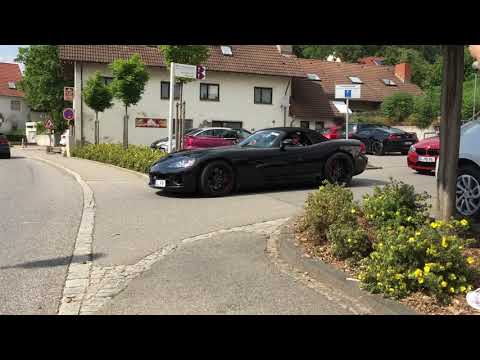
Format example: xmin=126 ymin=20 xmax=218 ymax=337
xmin=148 ymin=127 xmax=368 ymax=196
xmin=350 ymin=126 xmax=418 ymax=155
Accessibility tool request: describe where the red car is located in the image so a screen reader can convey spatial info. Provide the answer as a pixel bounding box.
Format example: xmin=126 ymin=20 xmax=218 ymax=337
xmin=321 ymin=125 xmax=354 ymax=139
xmin=183 ymin=127 xmax=252 ymax=150
xmin=407 ymin=136 xmax=439 ymax=173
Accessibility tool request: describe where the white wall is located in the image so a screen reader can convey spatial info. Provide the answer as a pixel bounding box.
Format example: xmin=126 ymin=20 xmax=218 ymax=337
xmin=73 ymin=62 xmax=293 ymax=146
xmin=0 ymin=95 xmax=30 ymax=134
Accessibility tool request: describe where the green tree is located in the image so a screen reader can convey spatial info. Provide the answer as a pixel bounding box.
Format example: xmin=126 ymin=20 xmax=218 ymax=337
xmin=383 ymin=47 xmax=430 ymax=88
xmin=83 ymin=71 xmax=114 ymax=145
xmin=110 ymin=54 xmax=150 ymax=149
xmin=381 ymin=92 xmax=415 ymax=123
xmin=159 ymin=45 xmax=209 ymax=71
xmin=15 ymin=45 xmax=70 ymax=133
xmin=411 ymin=91 xmax=438 ymax=129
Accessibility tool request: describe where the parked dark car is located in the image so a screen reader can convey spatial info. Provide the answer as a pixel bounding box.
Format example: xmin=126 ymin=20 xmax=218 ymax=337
xmin=320 ymin=123 xmax=388 ymax=140
xmin=148 ymin=127 xmax=368 ymax=196
xmin=0 ymin=134 xmax=11 ymax=159
xmin=183 ymin=127 xmax=252 ymax=150
xmin=350 ymin=127 xmax=418 ymax=155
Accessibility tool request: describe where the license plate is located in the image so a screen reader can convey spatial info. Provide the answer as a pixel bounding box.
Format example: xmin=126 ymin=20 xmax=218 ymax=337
xmin=404 ymin=142 xmax=413 ymax=145
xmin=418 ymin=156 xmax=436 ymax=163
xmin=155 ymin=179 xmax=166 ymax=188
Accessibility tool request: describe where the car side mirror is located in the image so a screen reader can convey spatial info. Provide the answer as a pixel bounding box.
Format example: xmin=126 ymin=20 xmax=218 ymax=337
xmin=281 ymin=138 xmax=293 ymax=150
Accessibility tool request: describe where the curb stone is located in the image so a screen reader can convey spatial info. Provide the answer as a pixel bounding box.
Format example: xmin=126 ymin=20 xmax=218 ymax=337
xmin=266 ymin=218 xmax=417 ymax=315
xmin=27 ymin=155 xmax=96 ymax=315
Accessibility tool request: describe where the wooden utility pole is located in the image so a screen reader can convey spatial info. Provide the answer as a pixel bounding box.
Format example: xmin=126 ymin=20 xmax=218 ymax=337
xmin=436 ymin=46 xmax=464 ymax=220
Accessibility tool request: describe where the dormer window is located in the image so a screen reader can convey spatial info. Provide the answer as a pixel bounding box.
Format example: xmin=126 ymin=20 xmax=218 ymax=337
xmin=220 ymin=46 xmax=233 ymax=56
xmin=349 ymin=76 xmax=363 ymax=84
xmin=8 ymin=82 xmax=16 ymax=89
xmin=307 ymin=73 xmax=321 ymax=81
xmin=382 ymin=79 xmax=397 ymax=86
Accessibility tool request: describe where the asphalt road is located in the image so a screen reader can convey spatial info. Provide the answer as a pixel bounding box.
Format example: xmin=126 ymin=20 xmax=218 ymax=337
xmin=0 ymin=154 xmax=82 ymax=314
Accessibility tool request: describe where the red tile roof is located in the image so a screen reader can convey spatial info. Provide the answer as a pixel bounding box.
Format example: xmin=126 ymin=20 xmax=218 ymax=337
xmin=58 ymin=45 xmax=305 ymax=78
xmin=0 ymin=62 xmax=24 ymax=98
xmin=290 ymin=58 xmax=423 ymax=120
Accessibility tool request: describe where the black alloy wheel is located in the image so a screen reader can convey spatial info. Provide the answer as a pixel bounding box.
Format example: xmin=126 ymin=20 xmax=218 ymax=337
xmin=324 ymin=153 xmax=354 ymax=186
xmin=200 ymin=161 xmax=235 ymax=196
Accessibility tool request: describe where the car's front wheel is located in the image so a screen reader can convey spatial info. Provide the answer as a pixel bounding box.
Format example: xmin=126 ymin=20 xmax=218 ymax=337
xmin=371 ymin=141 xmax=384 ymax=156
xmin=456 ymin=165 xmax=480 ymax=217
xmin=200 ymin=160 xmax=235 ymax=197
xmin=324 ymin=153 xmax=354 ymax=186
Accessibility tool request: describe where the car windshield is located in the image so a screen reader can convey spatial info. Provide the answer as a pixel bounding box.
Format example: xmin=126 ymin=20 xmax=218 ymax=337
xmin=239 ymin=130 xmax=282 ymax=148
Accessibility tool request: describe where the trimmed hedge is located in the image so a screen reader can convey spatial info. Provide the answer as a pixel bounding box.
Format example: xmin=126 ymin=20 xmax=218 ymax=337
xmin=72 ymin=144 xmax=166 ymax=174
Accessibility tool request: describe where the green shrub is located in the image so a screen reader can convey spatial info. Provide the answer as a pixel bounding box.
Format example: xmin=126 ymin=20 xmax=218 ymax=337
xmin=301 ymin=181 xmax=357 ymax=244
xmin=327 ymin=222 xmax=371 ymax=263
xmin=362 ymin=179 xmax=430 ymax=228
xmin=381 ymin=92 xmax=415 ymax=123
xmin=359 ymin=218 xmax=477 ymax=304
xmin=72 ymin=144 xmax=166 ymax=173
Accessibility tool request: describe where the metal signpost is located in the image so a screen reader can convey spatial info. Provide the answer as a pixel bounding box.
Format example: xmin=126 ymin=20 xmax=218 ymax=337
xmin=168 ymin=63 xmax=206 ymax=153
xmin=335 ymin=84 xmax=361 ymax=139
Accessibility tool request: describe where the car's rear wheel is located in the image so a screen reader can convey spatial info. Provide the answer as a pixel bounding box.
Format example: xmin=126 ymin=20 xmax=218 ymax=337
xmin=200 ymin=160 xmax=235 ymax=196
xmin=456 ymin=165 xmax=480 ymax=217
xmin=324 ymin=153 xmax=354 ymax=186
xmin=372 ymin=141 xmax=384 ymax=156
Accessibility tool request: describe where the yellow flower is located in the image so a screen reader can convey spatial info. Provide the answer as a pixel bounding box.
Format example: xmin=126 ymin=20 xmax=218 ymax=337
xmin=418 ymin=278 xmax=425 ymax=284
xmin=441 ymin=281 xmax=448 ymax=288
xmin=449 ymin=287 xmax=455 ymax=293
xmin=406 ymin=216 xmax=413 ymax=222
xmin=448 ymin=273 xmax=457 ymax=281
xmin=424 ymin=264 xmax=431 ymax=274
xmin=415 ymin=231 xmax=421 ymax=236
xmin=395 ymin=274 xmax=403 ymax=280
xmin=351 ymin=208 xmax=356 ymax=214
xmin=467 ymin=257 xmax=475 ymax=265
xmin=460 ymin=219 xmax=469 ymax=226
xmin=408 ymin=237 xmax=415 ymax=243
xmin=430 ymin=222 xmax=438 ymax=229
xmin=460 ymin=286 xmax=467 ymax=293
xmin=347 ymin=238 xmax=352 ymax=243
xmin=441 ymin=236 xmax=448 ymax=248
xmin=414 ymin=269 xmax=423 ymax=278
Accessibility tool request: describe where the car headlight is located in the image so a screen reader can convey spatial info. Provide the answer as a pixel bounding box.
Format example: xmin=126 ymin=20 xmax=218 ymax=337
xmin=409 ymin=145 xmax=416 ymax=153
xmin=166 ymin=157 xmax=196 ymax=169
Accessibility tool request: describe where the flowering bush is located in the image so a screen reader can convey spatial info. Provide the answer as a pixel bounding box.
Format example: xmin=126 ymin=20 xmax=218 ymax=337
xmin=300 ymin=181 xmax=357 ymax=244
xmin=362 ymin=179 xmax=430 ymax=227
xmin=358 ymin=218 xmax=477 ymax=304
xmin=72 ymin=144 xmax=166 ymax=174
xmin=327 ymin=222 xmax=371 ymax=263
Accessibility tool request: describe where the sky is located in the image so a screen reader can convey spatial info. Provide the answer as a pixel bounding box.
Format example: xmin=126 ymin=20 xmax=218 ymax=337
xmin=0 ymin=45 xmax=28 ymax=70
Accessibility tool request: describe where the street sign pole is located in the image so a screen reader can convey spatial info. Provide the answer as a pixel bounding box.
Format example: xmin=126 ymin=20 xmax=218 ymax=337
xmin=168 ymin=62 xmax=175 ymax=153
xmin=346 ymin=97 xmax=349 ymax=140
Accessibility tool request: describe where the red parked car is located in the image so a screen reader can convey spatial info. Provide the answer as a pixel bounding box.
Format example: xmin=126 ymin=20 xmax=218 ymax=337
xmin=407 ymin=136 xmax=439 ymax=174
xmin=183 ymin=127 xmax=252 ymax=150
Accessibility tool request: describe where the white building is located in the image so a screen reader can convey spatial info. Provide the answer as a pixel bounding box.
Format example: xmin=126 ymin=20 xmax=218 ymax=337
xmin=58 ymin=45 xmax=305 ymax=146
xmin=0 ymin=62 xmax=30 ymax=135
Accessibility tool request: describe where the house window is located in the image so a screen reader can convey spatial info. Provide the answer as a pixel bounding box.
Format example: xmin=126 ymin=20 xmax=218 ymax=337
xmin=161 ymin=81 xmax=182 ymax=100
xmin=315 ymin=121 xmax=325 ymax=130
xmin=307 ymin=73 xmax=321 ymax=81
xmin=300 ymin=121 xmax=310 ymax=129
xmin=254 ymin=87 xmax=273 ymax=105
xmin=382 ymin=79 xmax=397 ymax=86
xmin=220 ymin=46 xmax=233 ymax=56
xmin=11 ymin=100 xmax=21 ymax=111
xmin=103 ymin=77 xmax=114 ymax=86
xmin=212 ymin=121 xmax=243 ymax=129
xmin=349 ymin=76 xmax=363 ymax=84
xmin=200 ymin=83 xmax=220 ymax=101
xmin=8 ymin=82 xmax=16 ymax=89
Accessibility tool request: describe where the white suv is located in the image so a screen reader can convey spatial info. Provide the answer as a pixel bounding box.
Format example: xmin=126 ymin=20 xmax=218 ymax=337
xmin=437 ymin=120 xmax=480 ymax=217
xmin=456 ymin=120 xmax=480 ymax=217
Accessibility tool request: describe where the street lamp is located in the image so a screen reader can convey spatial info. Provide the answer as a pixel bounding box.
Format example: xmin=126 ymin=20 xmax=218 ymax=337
xmin=472 ymin=61 xmax=480 ymax=120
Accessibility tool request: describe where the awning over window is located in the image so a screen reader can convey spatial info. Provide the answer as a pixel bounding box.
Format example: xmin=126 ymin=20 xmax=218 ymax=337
xmin=331 ymin=100 xmax=352 ymax=114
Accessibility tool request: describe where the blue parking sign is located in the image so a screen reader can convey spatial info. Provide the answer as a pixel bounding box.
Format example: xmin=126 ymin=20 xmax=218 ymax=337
xmin=345 ymin=90 xmax=352 ymax=98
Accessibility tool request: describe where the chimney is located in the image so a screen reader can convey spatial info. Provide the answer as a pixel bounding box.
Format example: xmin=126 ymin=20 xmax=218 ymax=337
xmin=277 ymin=45 xmax=293 ymax=57
xmin=394 ymin=63 xmax=412 ymax=83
